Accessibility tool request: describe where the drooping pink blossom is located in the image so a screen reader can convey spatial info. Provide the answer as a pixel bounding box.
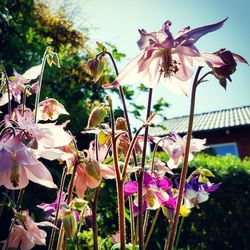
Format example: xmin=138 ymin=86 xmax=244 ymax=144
xmin=36 ymin=98 xmax=69 ymax=121
xmin=2 ymin=210 xmax=54 ymax=250
xmin=0 ymin=133 xmax=57 ymax=189
xmin=151 ymin=131 xmax=206 ymax=168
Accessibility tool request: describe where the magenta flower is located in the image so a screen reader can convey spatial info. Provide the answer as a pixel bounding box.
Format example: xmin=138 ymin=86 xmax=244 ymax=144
xmin=151 ymin=131 xmax=206 ymax=169
xmin=37 ymin=191 xmax=67 ymax=220
xmin=105 ymin=19 xmax=226 ymax=95
xmin=2 ymin=210 xmax=54 ymax=250
xmin=124 ymin=172 xmax=174 ymax=214
xmin=0 ymin=134 xmax=57 ymax=189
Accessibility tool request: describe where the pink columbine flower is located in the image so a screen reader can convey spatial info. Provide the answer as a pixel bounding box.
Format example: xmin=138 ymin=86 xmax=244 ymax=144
xmin=105 ymin=19 xmax=226 ymax=95
xmin=2 ymin=210 xmax=54 ymax=250
xmin=7 ymin=108 xmax=73 ymax=161
xmin=151 ymin=131 xmax=206 ymax=169
xmin=36 ymin=98 xmax=69 ymax=121
xmin=0 ymin=64 xmax=42 ymax=106
xmin=124 ymin=172 xmax=174 ymax=214
xmin=0 ymin=133 xmax=57 ymax=189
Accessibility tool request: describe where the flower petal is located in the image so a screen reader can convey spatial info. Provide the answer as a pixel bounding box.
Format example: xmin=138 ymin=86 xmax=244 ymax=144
xmin=25 ymin=163 xmax=57 ymax=188
xmin=175 ymin=18 xmax=228 ymax=46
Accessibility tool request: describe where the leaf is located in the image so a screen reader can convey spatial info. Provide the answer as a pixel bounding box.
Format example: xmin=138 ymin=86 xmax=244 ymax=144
xmin=96 ymin=41 xmax=107 ymax=52
xmin=102 ymin=156 xmax=114 ymax=165
xmin=198 ymin=168 xmax=215 ymax=177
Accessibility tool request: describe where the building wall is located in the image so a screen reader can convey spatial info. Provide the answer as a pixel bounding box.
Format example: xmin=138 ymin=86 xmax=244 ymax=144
xmin=193 ymin=126 xmax=250 ymax=159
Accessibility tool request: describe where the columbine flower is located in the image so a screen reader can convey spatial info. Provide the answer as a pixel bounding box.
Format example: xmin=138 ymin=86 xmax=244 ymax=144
xmin=212 ymin=48 xmax=248 ymax=89
xmin=184 ymin=175 xmax=220 ymax=208
xmin=74 ymin=158 xmax=115 ymax=198
xmin=0 ymin=65 xmax=42 ymax=106
xmin=124 ymin=172 xmax=174 ymax=214
xmin=36 ymin=98 xmax=69 ymax=121
xmin=0 ymin=133 xmax=57 ymax=189
xmin=37 ymin=191 xmax=67 ymax=221
xmin=2 ymin=210 xmax=54 ymax=250
xmin=105 ymin=19 xmax=226 ymax=95
xmin=151 ymin=131 xmax=206 ymax=169
xmin=8 ymin=108 xmax=73 ymax=161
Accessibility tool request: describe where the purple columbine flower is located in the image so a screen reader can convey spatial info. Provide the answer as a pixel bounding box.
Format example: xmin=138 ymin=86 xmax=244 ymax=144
xmin=37 ymin=191 xmax=67 ymax=220
xmin=124 ymin=172 xmax=175 ymax=215
xmin=184 ymin=175 xmax=220 ymax=208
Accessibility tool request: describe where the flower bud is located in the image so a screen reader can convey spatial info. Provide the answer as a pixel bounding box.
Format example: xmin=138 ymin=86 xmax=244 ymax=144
xmin=115 ymin=117 xmax=127 ymax=131
xmin=62 ymin=209 xmax=77 ymax=239
xmin=85 ymin=159 xmax=100 ymax=181
xmin=71 ymin=198 xmax=87 ymax=211
xmin=87 ymin=105 xmax=107 ymax=128
xmin=87 ymin=58 xmax=104 ymax=82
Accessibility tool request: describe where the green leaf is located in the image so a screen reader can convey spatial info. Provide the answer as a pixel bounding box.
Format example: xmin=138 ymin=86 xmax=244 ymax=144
xmin=198 ymin=168 xmax=215 ymax=177
xmin=96 ymin=41 xmax=107 ymax=52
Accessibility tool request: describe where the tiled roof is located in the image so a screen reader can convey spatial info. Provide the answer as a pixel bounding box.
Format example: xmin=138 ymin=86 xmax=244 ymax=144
xmin=150 ymin=105 xmax=250 ymax=136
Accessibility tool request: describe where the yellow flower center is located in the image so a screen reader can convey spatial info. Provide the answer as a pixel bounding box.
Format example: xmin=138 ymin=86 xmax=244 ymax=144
xmin=10 ymin=152 xmax=20 ymax=187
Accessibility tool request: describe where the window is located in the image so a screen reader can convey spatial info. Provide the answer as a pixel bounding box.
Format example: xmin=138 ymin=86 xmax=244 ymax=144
xmin=208 ymin=142 xmax=239 ymax=157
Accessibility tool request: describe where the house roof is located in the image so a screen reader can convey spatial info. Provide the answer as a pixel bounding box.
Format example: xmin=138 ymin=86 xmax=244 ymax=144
xmin=150 ymin=105 xmax=250 ymax=136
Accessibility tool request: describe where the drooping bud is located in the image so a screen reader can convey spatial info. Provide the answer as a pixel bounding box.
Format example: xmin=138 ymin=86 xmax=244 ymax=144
xmin=87 ymin=58 xmax=104 ymax=82
xmin=10 ymin=152 xmax=20 ymax=187
xmin=82 ymin=206 xmax=93 ymax=229
xmin=85 ymin=159 xmax=101 ymax=181
xmin=62 ymin=209 xmax=77 ymax=239
xmin=70 ymin=198 xmax=87 ymax=211
xmin=115 ymin=117 xmax=127 ymax=131
xmin=87 ymin=105 xmax=108 ymax=128
xmin=212 ymin=49 xmax=249 ymax=89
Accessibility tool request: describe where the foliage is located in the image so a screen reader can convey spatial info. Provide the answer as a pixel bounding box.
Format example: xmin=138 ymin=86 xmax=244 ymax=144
xmin=147 ymin=153 xmax=250 ymax=249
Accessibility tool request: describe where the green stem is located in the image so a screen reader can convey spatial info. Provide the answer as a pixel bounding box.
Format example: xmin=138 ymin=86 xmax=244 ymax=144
xmin=173 ymin=217 xmax=185 ymax=250
xmin=138 ymin=88 xmax=153 ymax=250
xmin=48 ymin=166 xmax=67 ymax=250
xmin=144 ymin=208 xmax=160 ymax=250
xmin=34 ymin=48 xmax=48 ymax=123
xmin=164 ymin=67 xmax=203 ymax=250
xmin=92 ymin=187 xmax=100 ymax=250
xmin=2 ymin=65 xmax=12 ymax=115
xmin=109 ymin=98 xmax=126 ymax=249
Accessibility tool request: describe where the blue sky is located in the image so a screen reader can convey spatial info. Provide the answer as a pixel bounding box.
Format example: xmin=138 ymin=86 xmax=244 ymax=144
xmin=52 ymin=0 xmax=250 ymax=123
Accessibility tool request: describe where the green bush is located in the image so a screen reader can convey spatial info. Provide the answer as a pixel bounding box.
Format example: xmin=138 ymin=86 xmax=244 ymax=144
xmin=148 ymin=154 xmax=250 ymax=249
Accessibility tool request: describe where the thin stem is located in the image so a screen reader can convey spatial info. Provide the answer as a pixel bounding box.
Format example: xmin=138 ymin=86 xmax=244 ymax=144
xmin=122 ymin=125 xmax=146 ymax=178
xmin=173 ymin=217 xmax=185 ymax=250
xmin=109 ymin=99 xmax=125 ymax=249
xmin=129 ymin=196 xmax=136 ymax=248
xmin=165 ymin=67 xmax=203 ymax=250
xmin=92 ymin=187 xmax=100 ymax=250
xmin=99 ymin=51 xmax=138 ymax=167
xmin=144 ymin=208 xmax=160 ymax=250
xmin=138 ymin=88 xmax=153 ymax=250
xmin=92 ymin=134 xmax=100 ymax=250
xmin=48 ymin=166 xmax=67 ymax=250
xmin=143 ymin=210 xmax=150 ymax=240
xmin=2 ymin=65 xmax=12 ymax=115
xmin=151 ymin=138 xmax=163 ymax=171
xmin=34 ymin=49 xmax=48 ymax=123
xmin=4 ymin=215 xmax=17 ymax=250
